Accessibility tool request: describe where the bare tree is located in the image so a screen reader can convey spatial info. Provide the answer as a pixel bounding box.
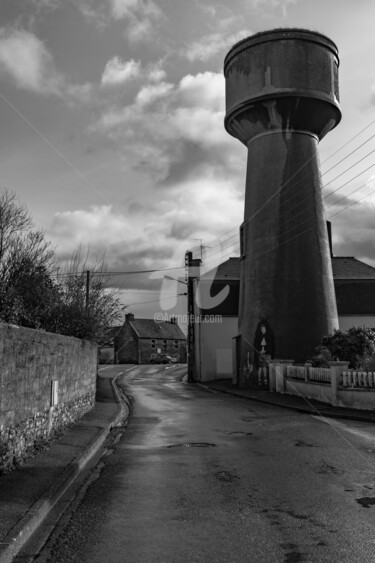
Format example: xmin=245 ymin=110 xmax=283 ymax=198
xmin=51 ymin=246 xmax=122 ymax=342
xmin=0 ymin=189 xmax=56 ymax=326
xmin=0 ymin=189 xmax=122 ymax=340
xmin=0 ymin=189 xmax=32 ymax=264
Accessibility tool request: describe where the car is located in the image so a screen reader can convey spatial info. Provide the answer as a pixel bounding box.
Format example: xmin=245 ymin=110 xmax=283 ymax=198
xmin=150 ymin=354 xmax=177 ymax=364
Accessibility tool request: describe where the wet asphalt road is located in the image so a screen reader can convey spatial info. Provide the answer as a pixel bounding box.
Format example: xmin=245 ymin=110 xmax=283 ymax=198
xmin=36 ymin=365 xmax=375 ymax=562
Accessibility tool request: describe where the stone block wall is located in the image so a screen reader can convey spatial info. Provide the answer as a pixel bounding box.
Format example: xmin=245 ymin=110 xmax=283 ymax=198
xmin=114 ymin=323 xmax=139 ymax=363
xmin=0 ymin=323 xmax=97 ymax=471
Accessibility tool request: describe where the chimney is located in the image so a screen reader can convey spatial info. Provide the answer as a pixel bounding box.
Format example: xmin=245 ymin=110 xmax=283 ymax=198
xmin=170 ymin=316 xmax=177 ymax=324
xmin=125 ymin=313 xmax=135 ymax=323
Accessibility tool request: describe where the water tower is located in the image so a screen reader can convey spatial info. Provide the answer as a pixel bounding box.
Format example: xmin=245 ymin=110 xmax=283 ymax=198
xmin=224 ymin=29 xmax=341 ymax=370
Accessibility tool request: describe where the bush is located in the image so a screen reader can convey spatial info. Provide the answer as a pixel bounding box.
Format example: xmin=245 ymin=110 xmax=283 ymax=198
xmin=309 ymin=345 xmax=333 ymax=368
xmin=312 ymin=326 xmax=375 ymax=369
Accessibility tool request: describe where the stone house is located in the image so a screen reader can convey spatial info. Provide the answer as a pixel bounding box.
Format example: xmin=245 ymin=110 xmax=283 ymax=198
xmin=114 ymin=313 xmax=187 ymax=364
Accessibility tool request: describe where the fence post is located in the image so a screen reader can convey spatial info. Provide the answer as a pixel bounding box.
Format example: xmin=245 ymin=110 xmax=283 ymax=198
xmin=274 ymin=359 xmax=294 ymax=394
xmin=268 ymin=360 xmax=279 ymax=392
xmin=329 ymin=361 xmax=349 ymax=407
xmin=304 ymin=361 xmax=311 ymax=382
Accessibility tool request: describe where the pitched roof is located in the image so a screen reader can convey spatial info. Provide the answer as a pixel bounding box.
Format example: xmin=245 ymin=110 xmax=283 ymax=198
xmin=201 ymin=256 xmax=375 ymax=281
xmin=201 ymin=257 xmax=240 ymax=281
xmin=332 ymin=257 xmax=375 ymax=279
xmin=130 ymin=319 xmax=186 ymax=340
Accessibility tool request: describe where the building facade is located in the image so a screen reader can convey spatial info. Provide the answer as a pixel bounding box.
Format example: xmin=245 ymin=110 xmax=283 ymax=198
xmin=114 ymin=313 xmax=187 ymax=364
xmin=192 ymin=255 xmax=375 ymax=383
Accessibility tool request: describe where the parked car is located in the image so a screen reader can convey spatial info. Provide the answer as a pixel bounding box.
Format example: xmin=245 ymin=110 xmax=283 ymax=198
xmin=150 ymin=354 xmax=177 ymax=364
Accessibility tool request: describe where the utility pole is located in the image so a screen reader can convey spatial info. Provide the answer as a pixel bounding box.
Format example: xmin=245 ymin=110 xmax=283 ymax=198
xmin=185 ymin=251 xmax=201 ymax=383
xmin=193 ymin=239 xmax=211 ymax=261
xmin=85 ymin=270 xmax=90 ymax=312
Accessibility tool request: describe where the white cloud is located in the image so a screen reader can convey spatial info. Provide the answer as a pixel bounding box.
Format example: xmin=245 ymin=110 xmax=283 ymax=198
xmin=135 ymin=81 xmax=173 ymax=106
xmin=0 ymin=27 xmax=61 ymax=94
xmin=92 ymin=70 xmax=244 ymax=183
xmin=108 ymin=0 xmax=163 ymax=43
xmin=148 ymin=66 xmax=166 ymax=82
xmin=48 ymin=179 xmax=242 ymax=284
xmin=178 ymin=72 xmax=224 ymax=110
xmin=0 ymin=27 xmax=92 ymax=102
xmin=110 ymin=0 xmax=161 ymax=20
xmin=101 ymin=57 xmax=141 ymax=86
xmin=48 ymin=70 xmax=247 ymax=286
xmin=250 ymin=0 xmax=297 ymax=17
xmin=100 ymin=57 xmax=166 ymax=88
xmin=110 ymin=0 xmax=141 ymax=19
xmin=185 ymin=30 xmax=251 ymax=62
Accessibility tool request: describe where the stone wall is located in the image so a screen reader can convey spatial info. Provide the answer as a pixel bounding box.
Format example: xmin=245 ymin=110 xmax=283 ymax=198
xmin=0 ymin=323 xmax=97 ymax=471
xmin=114 ymin=322 xmax=139 ymax=363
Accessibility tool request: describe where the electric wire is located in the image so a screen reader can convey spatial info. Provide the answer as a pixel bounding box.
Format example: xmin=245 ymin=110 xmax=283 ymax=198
xmin=206 ymin=121 xmax=375 ymax=257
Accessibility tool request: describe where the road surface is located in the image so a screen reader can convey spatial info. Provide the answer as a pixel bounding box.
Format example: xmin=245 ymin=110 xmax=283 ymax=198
xmin=33 ymin=364 xmax=375 ymax=562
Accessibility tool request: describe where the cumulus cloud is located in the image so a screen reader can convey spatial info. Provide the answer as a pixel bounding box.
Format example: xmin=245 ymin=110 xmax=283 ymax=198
xmin=110 ymin=0 xmax=161 ymax=20
xmin=135 ymin=81 xmax=173 ymax=106
xmin=108 ymin=0 xmax=163 ymax=43
xmin=101 ymin=57 xmax=141 ymax=86
xmin=48 ymin=173 xmax=243 ymax=289
xmin=185 ymin=30 xmax=250 ymax=62
xmin=0 ymin=27 xmax=61 ymax=94
xmin=250 ymin=0 xmax=297 ymax=16
xmin=100 ymin=57 xmax=165 ymax=88
xmin=92 ymin=70 xmax=244 ymax=184
xmin=0 ymin=27 xmax=92 ymax=102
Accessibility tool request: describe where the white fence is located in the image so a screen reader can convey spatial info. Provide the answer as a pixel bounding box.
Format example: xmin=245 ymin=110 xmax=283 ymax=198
xmin=286 ymin=366 xmax=305 ymax=380
xmin=308 ymin=367 xmax=331 ymax=384
xmin=286 ymin=365 xmax=333 ymax=384
xmin=342 ymin=371 xmax=375 ymax=388
xmin=270 ymin=360 xmax=375 ymax=410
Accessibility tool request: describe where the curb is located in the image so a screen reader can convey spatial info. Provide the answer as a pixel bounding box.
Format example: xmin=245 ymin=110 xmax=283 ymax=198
xmin=199 ymin=383 xmax=375 ymax=423
xmin=0 ymin=376 xmax=130 ymax=563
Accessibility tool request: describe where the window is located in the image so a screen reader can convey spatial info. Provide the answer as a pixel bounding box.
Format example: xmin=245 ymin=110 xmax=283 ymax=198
xmin=163 ymin=340 xmax=167 ymax=349
xmin=151 ymin=339 xmax=155 ymax=348
xmin=174 ymin=340 xmax=179 ymax=349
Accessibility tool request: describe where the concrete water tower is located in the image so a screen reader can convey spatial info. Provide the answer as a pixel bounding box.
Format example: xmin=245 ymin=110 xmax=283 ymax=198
xmin=224 ymin=29 xmax=341 ymax=368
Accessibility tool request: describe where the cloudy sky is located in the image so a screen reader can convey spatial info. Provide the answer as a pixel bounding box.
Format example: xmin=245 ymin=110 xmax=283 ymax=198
xmin=1 ymin=0 xmax=375 ymax=319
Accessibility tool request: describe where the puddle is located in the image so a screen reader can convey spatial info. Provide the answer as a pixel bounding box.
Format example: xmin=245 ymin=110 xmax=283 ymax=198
xmin=216 ymin=471 xmax=239 ymax=482
xmin=356 ymin=497 xmax=375 ymax=508
xmin=295 ymin=440 xmax=314 ymax=448
xmin=227 ymin=431 xmax=254 ymax=436
xmin=167 ymin=442 xmax=216 ymax=448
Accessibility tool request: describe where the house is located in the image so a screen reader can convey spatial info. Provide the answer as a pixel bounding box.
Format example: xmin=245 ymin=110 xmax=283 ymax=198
xmin=333 ymin=257 xmax=375 ymax=330
xmin=114 ymin=313 xmax=187 ymax=364
xmin=192 ymin=258 xmax=239 ymax=382
xmin=192 ymin=255 xmax=375 ymax=382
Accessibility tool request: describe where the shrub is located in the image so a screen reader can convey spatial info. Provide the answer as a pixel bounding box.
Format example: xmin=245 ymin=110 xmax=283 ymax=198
xmin=316 ymin=326 xmax=375 ymax=369
xmin=309 ymin=345 xmax=333 ymax=368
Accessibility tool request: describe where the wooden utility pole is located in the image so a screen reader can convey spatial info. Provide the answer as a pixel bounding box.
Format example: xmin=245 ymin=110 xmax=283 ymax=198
xmin=185 ymin=251 xmax=201 ymax=383
xmin=85 ymin=270 xmax=90 ymax=311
